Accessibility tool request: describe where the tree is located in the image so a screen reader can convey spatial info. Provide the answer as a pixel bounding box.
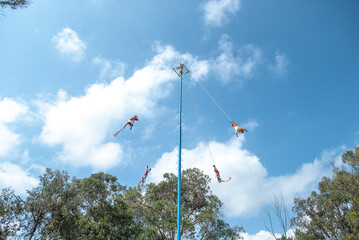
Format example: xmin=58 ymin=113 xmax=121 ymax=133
xmin=292 ymin=147 xmax=359 ymax=240
xmin=0 ymin=188 xmax=24 ymax=239
xmin=125 ymin=168 xmax=243 ymax=239
xmin=0 ymin=0 xmax=30 ymax=9
xmin=12 ymin=169 xmax=141 ymax=239
xmin=21 ymin=168 xmax=81 ymax=239
xmin=76 ymin=172 xmax=142 ymax=239
xmin=264 ymin=195 xmax=295 ymax=240
xmin=0 ymin=0 xmax=31 ymax=16
xmin=1 ymin=168 xmax=242 ymax=239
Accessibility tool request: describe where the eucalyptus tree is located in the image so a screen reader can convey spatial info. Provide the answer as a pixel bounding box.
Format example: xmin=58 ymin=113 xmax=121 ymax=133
xmin=125 ymin=168 xmax=243 ymax=239
xmin=292 ymin=147 xmax=359 ymax=240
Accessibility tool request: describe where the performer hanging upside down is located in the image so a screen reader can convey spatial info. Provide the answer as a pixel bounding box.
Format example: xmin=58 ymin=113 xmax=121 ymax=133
xmin=231 ymin=121 xmax=248 ymax=137
xmin=113 ymin=115 xmax=139 ymax=137
xmin=139 ymin=166 xmax=151 ymax=185
xmin=213 ymin=165 xmax=231 ymax=183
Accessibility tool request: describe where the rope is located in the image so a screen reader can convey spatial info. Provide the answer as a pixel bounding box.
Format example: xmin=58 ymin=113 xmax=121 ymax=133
xmin=138 ymin=92 xmax=172 ymax=186
xmin=137 ymin=99 xmax=151 ymax=116
xmin=189 ymin=85 xmax=231 ymax=183
xmin=196 ymin=80 xmax=233 ymax=123
xmin=188 ymin=86 xmax=216 ymax=166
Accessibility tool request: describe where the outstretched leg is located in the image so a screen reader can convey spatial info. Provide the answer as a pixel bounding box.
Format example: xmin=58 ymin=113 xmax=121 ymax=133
xmin=114 ymin=128 xmax=123 ymax=137
xmin=114 ymin=123 xmax=128 ymax=137
xmin=139 ymin=176 xmax=145 ymax=186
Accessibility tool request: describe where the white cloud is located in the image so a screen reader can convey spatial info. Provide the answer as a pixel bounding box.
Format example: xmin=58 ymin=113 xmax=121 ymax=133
xmin=242 ymin=119 xmax=259 ymax=131
xmin=269 ymin=51 xmax=289 ymax=78
xmin=38 ymin=44 xmax=209 ymax=170
xmin=242 ymin=229 xmax=295 ymax=240
xmin=202 ymin=0 xmax=241 ymax=27
xmin=0 ymin=98 xmax=28 ymax=123
xmin=0 ymin=162 xmax=39 ymax=195
xmin=0 ymin=125 xmax=20 ymax=157
xmin=0 ymin=98 xmax=28 ymax=157
xmin=92 ymin=56 xmax=127 ymax=79
xmin=52 ymin=27 xmax=86 ymax=62
xmin=149 ymin=137 xmax=334 ymax=218
xmin=213 ymin=35 xmax=263 ymax=84
xmin=152 ymin=43 xmax=210 ymax=82
xmin=184 ymin=55 xmax=210 ymax=82
xmin=242 ymin=230 xmax=281 ymax=240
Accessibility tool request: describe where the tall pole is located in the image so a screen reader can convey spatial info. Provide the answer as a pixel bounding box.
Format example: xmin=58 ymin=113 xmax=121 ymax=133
xmin=177 ymin=71 xmax=183 ymax=240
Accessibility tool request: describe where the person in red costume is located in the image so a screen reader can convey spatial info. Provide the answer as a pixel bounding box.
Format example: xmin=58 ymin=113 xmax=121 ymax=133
xmin=139 ymin=166 xmax=151 ymax=185
xmin=113 ymin=115 xmax=139 ymax=137
xmin=213 ymin=165 xmax=231 ymax=183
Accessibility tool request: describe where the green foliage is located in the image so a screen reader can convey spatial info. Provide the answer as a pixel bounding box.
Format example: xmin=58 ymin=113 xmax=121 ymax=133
xmin=22 ymin=168 xmax=81 ymax=239
xmin=2 ymin=169 xmax=141 ymax=239
xmin=0 ymin=167 xmax=242 ymax=239
xmin=0 ymin=188 xmax=23 ymax=239
xmin=125 ymin=168 xmax=243 ymax=239
xmin=76 ymin=172 xmax=141 ymax=239
xmin=292 ymin=147 xmax=359 ymax=240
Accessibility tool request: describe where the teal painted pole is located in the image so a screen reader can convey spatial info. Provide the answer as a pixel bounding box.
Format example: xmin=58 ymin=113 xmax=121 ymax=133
xmin=177 ymin=71 xmax=183 ymax=240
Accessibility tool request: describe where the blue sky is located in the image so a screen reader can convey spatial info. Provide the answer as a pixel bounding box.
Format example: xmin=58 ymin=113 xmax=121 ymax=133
xmin=1 ymin=0 xmax=359 ymax=238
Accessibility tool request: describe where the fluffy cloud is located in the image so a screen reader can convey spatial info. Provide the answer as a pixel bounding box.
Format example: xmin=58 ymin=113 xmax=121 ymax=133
xmin=243 ymin=119 xmax=259 ymax=131
xmin=242 ymin=230 xmax=281 ymax=240
xmin=152 ymin=43 xmax=210 ymax=82
xmin=52 ymin=28 xmax=86 ymax=62
xmin=0 ymin=162 xmax=39 ymax=195
xmin=0 ymin=126 xmax=19 ymax=157
xmin=0 ymin=98 xmax=28 ymax=123
xmin=0 ymin=98 xmax=28 ymax=157
xmin=202 ymin=0 xmax=241 ymax=27
xmin=149 ymin=136 xmax=334 ymax=217
xmin=242 ymin=229 xmax=295 ymax=240
xmin=38 ymin=44 xmax=209 ymax=170
xmin=269 ymin=51 xmax=289 ymax=78
xmin=0 ymin=99 xmax=39 ymax=195
xmin=92 ymin=56 xmax=127 ymax=79
xmin=213 ymin=35 xmax=263 ymax=84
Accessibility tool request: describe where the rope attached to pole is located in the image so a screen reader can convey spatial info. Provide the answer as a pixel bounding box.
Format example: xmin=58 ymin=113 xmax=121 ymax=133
xmin=189 ymin=85 xmax=232 ymax=183
xmin=196 ymin=81 xmax=233 ymax=123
